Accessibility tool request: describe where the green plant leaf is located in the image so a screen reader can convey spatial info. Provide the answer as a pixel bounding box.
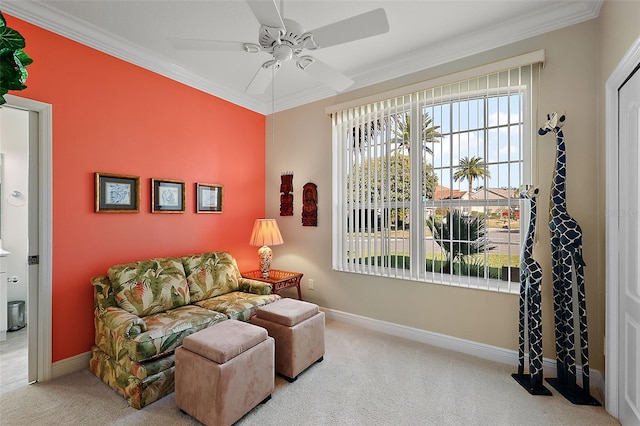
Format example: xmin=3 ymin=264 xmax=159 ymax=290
xmin=13 ymin=51 xmax=29 ymax=85
xmin=0 ymin=12 xmax=32 ymax=104
xmin=0 ymin=53 xmax=26 ymax=90
xmin=0 ymin=26 xmax=26 ymax=50
xmin=15 ymin=49 xmax=32 ymax=67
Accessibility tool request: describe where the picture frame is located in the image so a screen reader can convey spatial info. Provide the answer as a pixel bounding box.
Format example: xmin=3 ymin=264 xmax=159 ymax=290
xmin=95 ymin=172 xmax=140 ymax=213
xmin=151 ymin=178 xmax=186 ymax=213
xmin=196 ymin=183 xmax=223 ymax=213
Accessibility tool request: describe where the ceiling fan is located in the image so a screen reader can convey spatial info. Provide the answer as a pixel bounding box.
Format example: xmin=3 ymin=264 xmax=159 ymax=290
xmin=168 ymin=0 xmax=389 ymax=95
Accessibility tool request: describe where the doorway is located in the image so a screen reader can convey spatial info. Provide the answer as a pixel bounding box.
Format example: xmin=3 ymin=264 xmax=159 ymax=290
xmin=605 ymin=36 xmax=640 ymax=425
xmin=0 ymin=105 xmax=30 ymax=389
xmin=0 ymin=95 xmax=53 ymax=385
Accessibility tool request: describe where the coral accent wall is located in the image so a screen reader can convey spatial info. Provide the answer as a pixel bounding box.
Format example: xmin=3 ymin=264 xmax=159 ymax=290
xmin=5 ymin=15 xmax=266 ymax=362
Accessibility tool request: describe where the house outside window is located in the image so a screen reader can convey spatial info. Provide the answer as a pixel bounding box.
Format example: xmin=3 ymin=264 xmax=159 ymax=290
xmin=331 ymin=59 xmax=540 ymax=294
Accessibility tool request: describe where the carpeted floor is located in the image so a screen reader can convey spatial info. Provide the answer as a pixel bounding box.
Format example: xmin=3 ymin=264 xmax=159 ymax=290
xmin=0 ymin=319 xmax=620 ymax=425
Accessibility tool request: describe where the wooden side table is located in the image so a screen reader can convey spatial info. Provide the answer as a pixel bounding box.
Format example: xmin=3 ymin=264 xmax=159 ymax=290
xmin=242 ymin=269 xmax=303 ymax=300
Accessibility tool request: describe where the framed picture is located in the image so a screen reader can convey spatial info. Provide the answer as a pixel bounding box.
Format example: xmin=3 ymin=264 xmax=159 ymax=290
xmin=95 ymin=172 xmax=140 ymax=213
xmin=196 ymin=183 xmax=223 ymax=213
xmin=151 ymin=178 xmax=186 ymax=213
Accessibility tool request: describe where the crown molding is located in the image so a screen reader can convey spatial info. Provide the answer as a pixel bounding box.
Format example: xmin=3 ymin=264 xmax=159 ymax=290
xmin=2 ymin=0 xmax=601 ymax=115
xmin=262 ymin=0 xmax=602 ymax=112
xmin=354 ymin=0 xmax=600 ymax=90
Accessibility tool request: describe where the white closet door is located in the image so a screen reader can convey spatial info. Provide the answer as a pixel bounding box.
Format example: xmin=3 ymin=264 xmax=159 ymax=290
xmin=618 ymin=65 xmax=640 ymax=426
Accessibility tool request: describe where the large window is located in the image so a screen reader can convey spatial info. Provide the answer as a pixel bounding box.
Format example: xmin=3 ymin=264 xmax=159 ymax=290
xmin=331 ymin=62 xmax=538 ymax=293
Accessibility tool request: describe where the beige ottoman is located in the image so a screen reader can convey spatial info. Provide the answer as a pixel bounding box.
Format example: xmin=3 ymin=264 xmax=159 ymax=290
xmin=175 ymin=320 xmax=274 ymax=426
xmin=250 ymin=298 xmax=325 ymax=382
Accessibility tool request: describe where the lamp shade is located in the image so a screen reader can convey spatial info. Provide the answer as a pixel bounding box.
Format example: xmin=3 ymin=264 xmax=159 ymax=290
xmin=249 ymin=219 xmax=284 ymax=247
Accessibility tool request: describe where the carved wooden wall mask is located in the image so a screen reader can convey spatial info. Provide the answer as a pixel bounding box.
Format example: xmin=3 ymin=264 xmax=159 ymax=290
xmin=302 ymin=182 xmax=317 ymax=226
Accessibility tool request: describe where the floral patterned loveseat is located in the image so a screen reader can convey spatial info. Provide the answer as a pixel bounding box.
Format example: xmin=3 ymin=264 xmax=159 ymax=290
xmin=89 ymin=251 xmax=280 ymax=409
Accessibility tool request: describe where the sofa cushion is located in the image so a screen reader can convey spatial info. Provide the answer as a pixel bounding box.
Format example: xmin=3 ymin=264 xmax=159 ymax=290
xmin=182 ymin=251 xmax=241 ymax=302
xmin=108 ymin=257 xmax=190 ymax=317
xmin=125 ymin=305 xmax=227 ymax=362
xmin=195 ymin=291 xmax=281 ymax=322
xmin=118 ymin=350 xmax=176 ymax=380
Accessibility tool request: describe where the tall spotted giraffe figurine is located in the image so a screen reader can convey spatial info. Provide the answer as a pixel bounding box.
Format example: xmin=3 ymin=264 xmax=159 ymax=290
xmin=538 ymin=113 xmax=598 ymax=405
xmin=512 ymin=186 xmax=550 ymax=395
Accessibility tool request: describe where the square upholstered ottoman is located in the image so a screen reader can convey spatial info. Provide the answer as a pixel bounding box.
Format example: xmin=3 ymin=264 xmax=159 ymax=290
xmin=250 ymin=298 xmax=325 ymax=381
xmin=175 ymin=320 xmax=274 ymax=426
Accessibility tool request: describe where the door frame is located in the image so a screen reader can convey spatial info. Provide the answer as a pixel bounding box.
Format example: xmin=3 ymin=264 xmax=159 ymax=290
xmin=4 ymin=94 xmax=53 ymax=382
xmin=605 ymin=35 xmax=640 ymax=417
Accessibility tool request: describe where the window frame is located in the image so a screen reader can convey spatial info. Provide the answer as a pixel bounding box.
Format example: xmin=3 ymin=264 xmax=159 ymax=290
xmin=331 ymin=55 xmax=542 ymax=294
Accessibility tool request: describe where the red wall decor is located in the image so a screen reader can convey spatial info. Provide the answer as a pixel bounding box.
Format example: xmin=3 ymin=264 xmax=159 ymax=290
xmin=6 ymin=14 xmax=266 ymax=363
xmin=302 ymin=182 xmax=317 ymax=226
xmin=280 ymin=172 xmax=293 ymax=216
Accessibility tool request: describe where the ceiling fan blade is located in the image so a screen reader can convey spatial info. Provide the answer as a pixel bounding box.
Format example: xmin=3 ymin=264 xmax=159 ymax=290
xmin=296 ymin=56 xmax=354 ymax=92
xmin=168 ymin=38 xmax=251 ymax=52
xmin=307 ymin=8 xmax=389 ymax=49
xmin=246 ymin=0 xmax=285 ymax=30
xmin=245 ymin=61 xmax=280 ymax=94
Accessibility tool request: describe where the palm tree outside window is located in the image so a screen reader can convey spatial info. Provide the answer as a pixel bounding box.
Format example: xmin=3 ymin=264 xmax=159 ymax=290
xmin=453 ymin=156 xmax=491 ymax=199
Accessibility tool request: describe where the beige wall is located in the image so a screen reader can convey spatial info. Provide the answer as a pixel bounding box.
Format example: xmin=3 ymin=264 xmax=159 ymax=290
xmin=267 ymin=2 xmax=639 ymax=372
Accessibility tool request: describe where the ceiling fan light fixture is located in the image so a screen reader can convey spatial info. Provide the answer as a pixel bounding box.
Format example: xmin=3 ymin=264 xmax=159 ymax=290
xmin=273 ymin=44 xmax=293 ymax=62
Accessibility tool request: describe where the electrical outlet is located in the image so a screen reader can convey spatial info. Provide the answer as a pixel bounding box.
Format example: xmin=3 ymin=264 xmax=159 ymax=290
xmin=308 ymin=279 xmax=315 ymax=290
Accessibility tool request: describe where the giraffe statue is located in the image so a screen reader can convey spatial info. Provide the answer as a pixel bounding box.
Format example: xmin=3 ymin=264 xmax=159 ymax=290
xmin=538 ymin=113 xmax=598 ymax=405
xmin=512 ymin=186 xmax=550 ymax=395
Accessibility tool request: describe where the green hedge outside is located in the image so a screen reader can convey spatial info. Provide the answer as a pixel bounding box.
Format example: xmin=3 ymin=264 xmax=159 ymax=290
xmin=356 ymin=255 xmax=519 ymax=280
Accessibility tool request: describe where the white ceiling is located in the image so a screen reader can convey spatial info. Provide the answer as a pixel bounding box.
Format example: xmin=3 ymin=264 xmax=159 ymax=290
xmin=3 ymin=0 xmax=602 ymax=114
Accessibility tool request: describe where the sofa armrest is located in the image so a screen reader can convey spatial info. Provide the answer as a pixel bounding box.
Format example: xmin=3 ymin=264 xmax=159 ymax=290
xmin=91 ymin=275 xmax=146 ymax=336
xmin=239 ymin=277 xmax=273 ymax=295
xmin=98 ymin=306 xmax=147 ymax=337
xmin=91 ymin=274 xmax=145 ymax=336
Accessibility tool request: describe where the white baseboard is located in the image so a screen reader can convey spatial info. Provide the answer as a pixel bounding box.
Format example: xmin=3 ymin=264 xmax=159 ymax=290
xmin=321 ymin=307 xmax=604 ymax=400
xmin=52 ymin=350 xmax=91 ymax=379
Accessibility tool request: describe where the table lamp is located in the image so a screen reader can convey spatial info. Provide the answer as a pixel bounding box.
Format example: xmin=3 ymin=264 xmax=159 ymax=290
xmin=249 ymin=219 xmax=284 ymax=278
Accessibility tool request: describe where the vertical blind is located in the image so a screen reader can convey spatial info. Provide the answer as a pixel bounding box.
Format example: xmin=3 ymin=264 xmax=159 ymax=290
xmin=331 ymin=58 xmax=540 ymax=293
